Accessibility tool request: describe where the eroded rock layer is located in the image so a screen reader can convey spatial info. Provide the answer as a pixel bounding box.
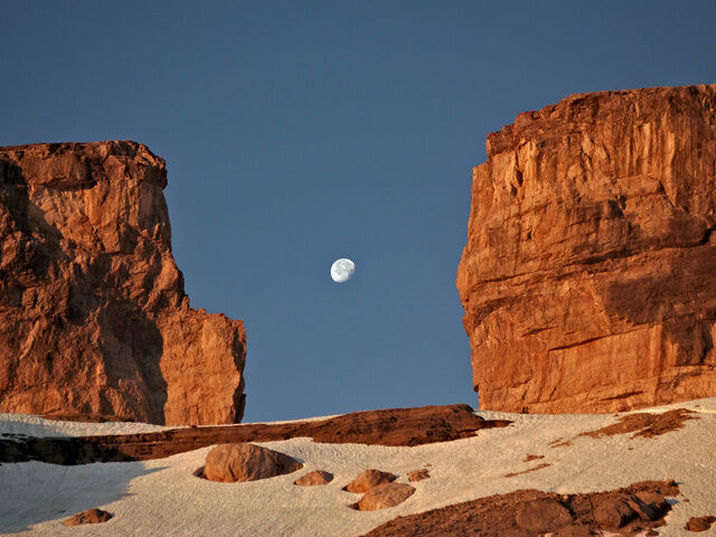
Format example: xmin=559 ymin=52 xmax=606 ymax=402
xmin=0 ymin=141 xmax=246 ymax=425
xmin=457 ymin=84 xmax=716 ymax=413
xmin=363 ymin=480 xmax=679 ymax=537
xmin=0 ymin=404 xmax=511 ymax=465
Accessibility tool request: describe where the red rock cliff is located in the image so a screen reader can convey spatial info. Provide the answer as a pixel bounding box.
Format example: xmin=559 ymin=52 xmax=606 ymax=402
xmin=457 ymin=84 xmax=716 ymax=413
xmin=0 ymin=141 xmax=246 ymax=425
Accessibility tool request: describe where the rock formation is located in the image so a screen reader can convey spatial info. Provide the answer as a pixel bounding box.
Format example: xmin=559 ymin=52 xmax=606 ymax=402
xmin=62 ymin=508 xmax=113 ymax=526
xmin=406 ymin=469 xmax=430 ymax=482
xmin=202 ymin=443 xmax=302 ymax=483
xmin=457 ymin=84 xmax=716 ymax=413
xmin=344 ymin=470 xmax=397 ymax=493
xmin=354 ymin=483 xmax=416 ymax=511
xmin=294 ymin=470 xmax=334 ymax=486
xmin=0 ymin=141 xmax=246 ymax=425
xmin=514 ymin=498 xmax=572 ymax=533
xmin=0 ymin=404 xmax=512 ymax=465
xmin=685 ymin=515 xmax=716 ymax=532
xmin=362 ymin=480 xmax=679 ymax=537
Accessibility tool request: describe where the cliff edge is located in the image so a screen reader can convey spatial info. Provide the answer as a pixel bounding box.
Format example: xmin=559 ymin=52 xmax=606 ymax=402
xmin=457 ymin=84 xmax=716 ymax=413
xmin=0 ymin=141 xmax=246 ymax=425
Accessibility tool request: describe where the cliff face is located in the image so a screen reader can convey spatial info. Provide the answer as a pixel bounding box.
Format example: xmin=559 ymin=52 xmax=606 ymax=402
xmin=457 ymin=84 xmax=716 ymax=413
xmin=0 ymin=141 xmax=246 ymax=425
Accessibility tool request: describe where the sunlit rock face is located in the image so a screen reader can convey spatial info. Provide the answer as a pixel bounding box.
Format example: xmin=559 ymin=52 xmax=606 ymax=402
xmin=457 ymin=84 xmax=716 ymax=414
xmin=0 ymin=141 xmax=246 ymax=425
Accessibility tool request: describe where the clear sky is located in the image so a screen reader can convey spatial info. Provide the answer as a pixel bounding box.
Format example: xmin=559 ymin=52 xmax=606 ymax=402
xmin=1 ymin=1 xmax=714 ymax=422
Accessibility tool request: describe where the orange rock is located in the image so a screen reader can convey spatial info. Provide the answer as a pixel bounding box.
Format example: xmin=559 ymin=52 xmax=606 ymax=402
xmin=355 ymin=482 xmax=415 ymax=511
xmin=685 ymin=515 xmax=716 ymax=532
xmin=515 ymin=498 xmax=573 ymax=533
xmin=552 ymin=526 xmax=594 ymax=537
xmin=203 ymin=442 xmax=302 ymax=483
xmin=592 ymin=497 xmax=636 ymax=528
xmin=407 ymin=468 xmax=430 ymax=482
xmin=294 ymin=470 xmax=333 ymax=486
xmin=344 ymin=469 xmax=396 ymax=493
xmin=0 ymin=141 xmax=246 ymax=425
xmin=62 ymin=508 xmax=112 ymax=526
xmin=363 ymin=480 xmax=678 ymax=536
xmin=457 ymin=84 xmax=716 ymax=414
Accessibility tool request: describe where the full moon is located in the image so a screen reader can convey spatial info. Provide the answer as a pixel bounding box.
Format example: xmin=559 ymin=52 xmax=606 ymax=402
xmin=330 ymin=258 xmax=355 ymax=283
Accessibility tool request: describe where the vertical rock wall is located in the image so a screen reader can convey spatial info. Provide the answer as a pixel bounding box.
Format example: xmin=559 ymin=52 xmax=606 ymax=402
xmin=0 ymin=141 xmax=246 ymax=425
xmin=457 ymin=84 xmax=716 ymax=413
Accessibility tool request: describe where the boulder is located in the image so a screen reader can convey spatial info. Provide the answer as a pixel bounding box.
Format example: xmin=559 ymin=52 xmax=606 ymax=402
xmin=344 ymin=469 xmax=396 ymax=493
xmin=294 ymin=470 xmax=333 ymax=486
xmin=62 ymin=508 xmax=113 ymax=526
xmin=685 ymin=515 xmax=716 ymax=532
xmin=592 ymin=497 xmax=636 ymax=528
xmin=629 ymin=491 xmax=670 ymax=521
xmin=203 ymin=443 xmax=302 ymax=483
xmin=515 ymin=498 xmax=573 ymax=533
xmin=457 ymin=84 xmax=716 ymax=413
xmin=355 ymin=483 xmax=416 ymax=511
xmin=407 ymin=469 xmax=430 ymax=482
xmin=0 ymin=141 xmax=246 ymax=425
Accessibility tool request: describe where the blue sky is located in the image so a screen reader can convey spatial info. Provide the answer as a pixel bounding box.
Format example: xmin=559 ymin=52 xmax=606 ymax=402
xmin=2 ymin=1 xmax=714 ymax=421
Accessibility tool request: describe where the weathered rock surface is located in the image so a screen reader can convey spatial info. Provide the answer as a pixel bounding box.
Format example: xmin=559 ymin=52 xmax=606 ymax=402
xmin=344 ymin=469 xmax=396 ymax=493
xmin=294 ymin=470 xmax=333 ymax=486
xmin=579 ymin=408 xmax=698 ymax=439
xmin=0 ymin=141 xmax=246 ymax=425
xmin=61 ymin=508 xmax=113 ymax=526
xmin=515 ymin=498 xmax=572 ymax=533
xmin=592 ymin=496 xmax=639 ymax=528
xmin=504 ymin=462 xmax=551 ymax=478
xmin=457 ymin=84 xmax=716 ymax=413
xmin=202 ymin=442 xmax=302 ymax=483
xmin=0 ymin=404 xmax=511 ymax=465
xmin=685 ymin=515 xmax=716 ymax=532
xmin=355 ymin=482 xmax=416 ymax=511
xmin=407 ymin=469 xmax=430 ymax=482
xmin=362 ymin=480 xmax=679 ymax=537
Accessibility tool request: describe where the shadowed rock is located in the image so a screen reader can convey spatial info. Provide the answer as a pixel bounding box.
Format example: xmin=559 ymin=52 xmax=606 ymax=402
xmin=62 ymin=508 xmax=113 ymax=526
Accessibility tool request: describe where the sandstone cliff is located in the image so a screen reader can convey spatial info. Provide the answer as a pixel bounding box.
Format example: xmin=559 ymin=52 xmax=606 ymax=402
xmin=457 ymin=84 xmax=716 ymax=413
xmin=0 ymin=141 xmax=246 ymax=425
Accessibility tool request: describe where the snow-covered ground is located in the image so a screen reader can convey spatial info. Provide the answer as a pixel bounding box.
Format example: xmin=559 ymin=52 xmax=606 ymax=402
xmin=1 ymin=398 xmax=715 ymax=536
xmin=0 ymin=414 xmax=173 ymax=439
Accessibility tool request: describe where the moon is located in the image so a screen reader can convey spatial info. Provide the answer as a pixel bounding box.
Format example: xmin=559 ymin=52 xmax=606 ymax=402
xmin=330 ymin=258 xmax=355 ymax=283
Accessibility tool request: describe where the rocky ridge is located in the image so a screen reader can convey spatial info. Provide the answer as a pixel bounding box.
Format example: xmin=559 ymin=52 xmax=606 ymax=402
xmin=363 ymin=480 xmax=679 ymax=537
xmin=457 ymin=84 xmax=716 ymax=413
xmin=0 ymin=141 xmax=246 ymax=425
xmin=0 ymin=404 xmax=510 ymax=465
